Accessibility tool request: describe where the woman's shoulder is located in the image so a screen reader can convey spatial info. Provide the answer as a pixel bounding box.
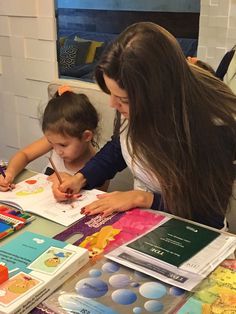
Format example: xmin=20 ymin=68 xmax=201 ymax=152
xmin=216 ymin=49 xmax=235 ymax=80
xmin=223 ymin=50 xmax=236 ymax=92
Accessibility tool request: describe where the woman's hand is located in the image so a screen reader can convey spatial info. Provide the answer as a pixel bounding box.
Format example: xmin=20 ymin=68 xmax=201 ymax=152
xmin=82 ymin=190 xmax=154 ymax=217
xmin=48 ymin=172 xmax=86 ymax=201
xmin=0 ymin=171 xmax=15 ymax=191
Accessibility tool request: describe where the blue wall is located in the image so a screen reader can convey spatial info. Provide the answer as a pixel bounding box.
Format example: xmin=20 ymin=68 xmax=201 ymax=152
xmin=57 ymin=0 xmax=200 ymax=13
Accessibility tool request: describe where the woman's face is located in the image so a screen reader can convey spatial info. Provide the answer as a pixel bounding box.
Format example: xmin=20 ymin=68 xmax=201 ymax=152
xmin=103 ymin=74 xmax=130 ymax=119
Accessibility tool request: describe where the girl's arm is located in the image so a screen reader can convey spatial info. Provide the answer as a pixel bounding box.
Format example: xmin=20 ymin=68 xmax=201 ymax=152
xmin=0 ymin=137 xmax=52 ymax=191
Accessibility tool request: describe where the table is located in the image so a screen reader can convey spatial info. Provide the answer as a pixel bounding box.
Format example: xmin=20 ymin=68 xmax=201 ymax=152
xmin=1 ymin=170 xmax=235 ymax=314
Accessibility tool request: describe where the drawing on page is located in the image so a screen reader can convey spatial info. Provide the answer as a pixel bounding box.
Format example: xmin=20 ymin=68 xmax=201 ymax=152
xmin=15 ymin=177 xmax=50 ymax=197
xmin=37 ymin=190 xmax=93 ymax=217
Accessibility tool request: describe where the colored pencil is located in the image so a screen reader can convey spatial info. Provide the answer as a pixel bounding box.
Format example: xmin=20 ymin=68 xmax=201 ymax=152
xmin=48 ymin=157 xmax=75 ymax=207
xmin=48 ymin=157 xmax=63 ymax=184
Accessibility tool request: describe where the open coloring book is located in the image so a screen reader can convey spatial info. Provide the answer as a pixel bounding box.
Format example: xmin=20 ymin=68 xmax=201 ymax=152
xmin=0 ymin=173 xmax=103 ymax=226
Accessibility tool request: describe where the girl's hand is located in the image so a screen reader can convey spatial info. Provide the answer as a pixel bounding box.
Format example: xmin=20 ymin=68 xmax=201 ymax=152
xmin=82 ymin=190 xmax=154 ymax=217
xmin=0 ymin=171 xmax=15 ymax=191
xmin=49 ymin=172 xmax=86 ymax=201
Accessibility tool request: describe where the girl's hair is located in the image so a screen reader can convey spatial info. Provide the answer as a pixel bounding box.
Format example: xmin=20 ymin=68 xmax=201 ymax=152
xmin=95 ymin=22 xmax=236 ymax=221
xmin=42 ymin=91 xmax=99 ymax=147
xmin=195 ymin=60 xmax=216 ymax=76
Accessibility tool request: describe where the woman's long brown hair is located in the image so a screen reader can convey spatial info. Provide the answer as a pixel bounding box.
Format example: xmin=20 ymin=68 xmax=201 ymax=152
xmin=95 ymin=22 xmax=236 ymax=221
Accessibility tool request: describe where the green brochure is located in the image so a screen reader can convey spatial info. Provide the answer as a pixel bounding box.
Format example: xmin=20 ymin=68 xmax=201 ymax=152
xmin=127 ymin=218 xmax=220 ymax=267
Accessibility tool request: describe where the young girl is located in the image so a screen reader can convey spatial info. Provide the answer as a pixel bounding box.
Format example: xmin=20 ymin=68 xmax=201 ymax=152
xmin=0 ymin=86 xmax=104 ymax=191
xmin=52 ymin=23 xmax=236 ymax=230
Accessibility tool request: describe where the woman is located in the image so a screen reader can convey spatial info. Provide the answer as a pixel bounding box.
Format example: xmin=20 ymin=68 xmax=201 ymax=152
xmin=51 ymin=22 xmax=236 ymax=229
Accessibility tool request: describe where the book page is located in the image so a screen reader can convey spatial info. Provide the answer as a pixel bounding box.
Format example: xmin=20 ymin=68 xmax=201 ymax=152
xmin=0 ymin=173 xmax=103 ymax=226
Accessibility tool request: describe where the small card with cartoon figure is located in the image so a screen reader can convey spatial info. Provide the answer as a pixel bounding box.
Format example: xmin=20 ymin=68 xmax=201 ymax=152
xmin=0 ymin=272 xmax=41 ymax=306
xmin=28 ymin=246 xmax=74 ymax=275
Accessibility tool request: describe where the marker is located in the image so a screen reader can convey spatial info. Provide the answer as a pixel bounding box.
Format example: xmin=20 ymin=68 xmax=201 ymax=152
xmin=0 ymin=228 xmax=14 ymax=239
xmin=0 ymin=165 xmax=6 ymax=178
xmin=0 ymin=165 xmax=13 ymax=191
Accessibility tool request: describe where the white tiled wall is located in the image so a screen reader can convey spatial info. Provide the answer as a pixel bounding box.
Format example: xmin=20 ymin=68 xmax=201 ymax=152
xmin=198 ymin=0 xmax=236 ymax=69
xmin=0 ymin=0 xmax=236 ymax=172
xmin=0 ymin=0 xmax=57 ymax=171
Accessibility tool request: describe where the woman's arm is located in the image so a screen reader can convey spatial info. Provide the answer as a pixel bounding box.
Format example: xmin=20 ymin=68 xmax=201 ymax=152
xmin=81 ymin=190 xmax=167 ymax=217
xmin=80 ymin=136 xmax=127 ymax=188
xmin=0 ymin=137 xmax=51 ymax=191
xmin=81 ymin=190 xmax=159 ymax=217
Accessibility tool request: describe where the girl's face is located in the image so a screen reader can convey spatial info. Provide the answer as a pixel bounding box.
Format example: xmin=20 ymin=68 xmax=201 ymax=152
xmin=103 ymin=74 xmax=130 ymax=119
xmin=45 ymin=131 xmax=88 ymax=162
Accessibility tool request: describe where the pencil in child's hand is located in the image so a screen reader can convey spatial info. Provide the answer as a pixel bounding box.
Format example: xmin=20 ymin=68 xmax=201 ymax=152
xmin=48 ymin=157 xmax=63 ymax=184
xmin=48 ymin=157 xmax=74 ymax=205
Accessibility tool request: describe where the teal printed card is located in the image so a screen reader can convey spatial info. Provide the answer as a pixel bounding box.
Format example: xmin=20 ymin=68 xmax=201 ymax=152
xmin=0 ymin=232 xmax=67 ymax=275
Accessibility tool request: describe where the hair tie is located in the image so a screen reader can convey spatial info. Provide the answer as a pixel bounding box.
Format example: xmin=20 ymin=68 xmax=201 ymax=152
xmin=58 ymin=85 xmax=72 ymax=96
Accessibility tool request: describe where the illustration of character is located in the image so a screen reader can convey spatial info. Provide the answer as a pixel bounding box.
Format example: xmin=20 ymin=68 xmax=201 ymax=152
xmin=44 ymin=250 xmax=72 ymax=267
xmin=44 ymin=257 xmax=61 ymax=267
xmin=80 ymin=225 xmax=121 ymax=257
xmin=8 ymin=276 xmax=37 ymax=294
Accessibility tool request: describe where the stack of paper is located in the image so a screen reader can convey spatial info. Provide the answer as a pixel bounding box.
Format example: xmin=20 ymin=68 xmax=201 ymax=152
xmin=106 ymin=216 xmax=236 ymax=291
